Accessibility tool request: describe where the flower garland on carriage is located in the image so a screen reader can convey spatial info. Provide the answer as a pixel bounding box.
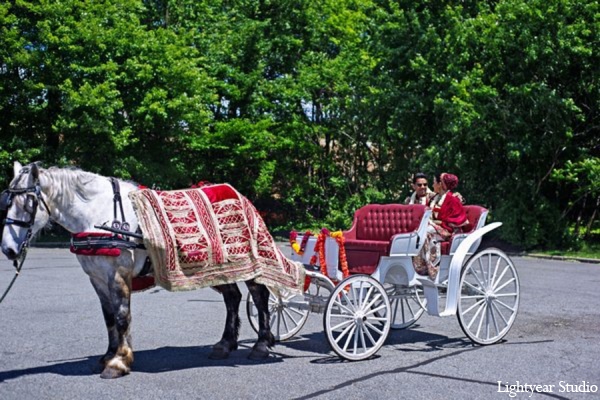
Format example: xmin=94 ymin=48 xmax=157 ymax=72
xmin=289 ymin=228 xmax=350 ymax=287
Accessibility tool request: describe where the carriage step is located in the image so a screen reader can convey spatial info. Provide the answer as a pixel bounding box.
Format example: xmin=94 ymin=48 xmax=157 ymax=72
xmin=417 ymin=278 xmax=448 ymax=317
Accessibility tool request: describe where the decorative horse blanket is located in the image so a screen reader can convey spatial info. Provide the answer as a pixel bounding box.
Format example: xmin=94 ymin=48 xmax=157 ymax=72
xmin=129 ymin=184 xmax=305 ymax=294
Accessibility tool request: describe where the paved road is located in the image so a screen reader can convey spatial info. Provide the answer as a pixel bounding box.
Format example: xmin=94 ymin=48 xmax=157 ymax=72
xmin=0 ymin=247 xmax=599 ymax=400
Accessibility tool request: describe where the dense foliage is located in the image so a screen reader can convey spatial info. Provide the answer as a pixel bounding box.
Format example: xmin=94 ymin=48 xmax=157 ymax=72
xmin=1 ymin=0 xmax=598 ymax=249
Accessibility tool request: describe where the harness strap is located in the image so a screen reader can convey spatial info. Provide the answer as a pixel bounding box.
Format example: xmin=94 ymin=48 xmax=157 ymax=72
xmin=110 ymin=177 xmax=127 ymax=226
xmin=71 ymin=236 xmax=144 ymax=251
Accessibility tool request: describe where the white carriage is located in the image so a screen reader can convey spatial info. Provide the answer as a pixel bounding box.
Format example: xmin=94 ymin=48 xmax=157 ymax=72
xmin=247 ymin=204 xmax=520 ymax=361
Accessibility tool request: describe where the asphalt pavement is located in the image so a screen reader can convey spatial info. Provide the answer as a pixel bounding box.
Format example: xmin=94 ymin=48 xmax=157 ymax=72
xmin=0 ymin=247 xmax=599 ymax=400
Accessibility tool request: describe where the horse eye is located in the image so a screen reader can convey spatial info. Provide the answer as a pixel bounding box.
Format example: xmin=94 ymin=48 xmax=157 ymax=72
xmin=24 ymin=196 xmax=37 ymax=213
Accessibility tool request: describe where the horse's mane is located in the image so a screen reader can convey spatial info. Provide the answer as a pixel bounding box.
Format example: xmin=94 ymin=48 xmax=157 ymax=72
xmin=41 ymin=167 xmax=106 ymax=204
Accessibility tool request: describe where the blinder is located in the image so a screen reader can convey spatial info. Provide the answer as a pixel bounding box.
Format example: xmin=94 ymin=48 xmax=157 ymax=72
xmin=1 ymin=185 xmax=47 ymax=230
xmin=0 ymin=189 xmax=12 ymax=211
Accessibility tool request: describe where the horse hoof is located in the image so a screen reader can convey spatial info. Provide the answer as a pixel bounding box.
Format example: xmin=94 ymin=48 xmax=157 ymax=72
xmin=100 ymin=366 xmax=128 ymax=379
xmin=208 ymin=348 xmax=230 ymax=360
xmin=248 ymin=343 xmax=270 ymax=360
xmin=99 ymin=353 xmax=113 ymax=367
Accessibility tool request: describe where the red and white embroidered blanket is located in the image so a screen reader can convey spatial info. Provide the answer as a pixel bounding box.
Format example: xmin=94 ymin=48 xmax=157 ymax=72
xmin=129 ymin=184 xmax=305 ymax=293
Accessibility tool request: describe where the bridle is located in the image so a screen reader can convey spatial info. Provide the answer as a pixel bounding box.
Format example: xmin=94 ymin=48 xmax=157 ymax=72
xmin=0 ymin=177 xmax=50 ymax=303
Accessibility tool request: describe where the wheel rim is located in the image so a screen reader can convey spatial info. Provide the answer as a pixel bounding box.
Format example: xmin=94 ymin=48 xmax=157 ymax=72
xmin=385 ymin=284 xmax=426 ymax=330
xmin=457 ymin=249 xmax=520 ymax=345
xmin=246 ymin=291 xmax=309 ymax=341
xmin=324 ymin=276 xmax=391 ymax=360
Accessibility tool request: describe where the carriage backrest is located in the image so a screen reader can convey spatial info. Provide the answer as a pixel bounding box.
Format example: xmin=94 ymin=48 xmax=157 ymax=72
xmin=346 ymin=204 xmax=426 ymax=241
xmin=461 ymin=205 xmax=488 ymax=233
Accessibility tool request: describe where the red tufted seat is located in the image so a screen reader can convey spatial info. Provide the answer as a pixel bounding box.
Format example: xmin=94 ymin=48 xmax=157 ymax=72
xmin=440 ymin=205 xmax=488 ymax=255
xmin=343 ymin=204 xmax=426 ymax=275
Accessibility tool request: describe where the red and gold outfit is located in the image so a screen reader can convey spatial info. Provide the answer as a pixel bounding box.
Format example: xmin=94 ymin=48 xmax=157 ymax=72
xmin=412 ymin=174 xmax=467 ymax=280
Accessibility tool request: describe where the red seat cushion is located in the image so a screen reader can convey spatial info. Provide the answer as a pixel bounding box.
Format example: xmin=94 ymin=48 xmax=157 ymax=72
xmin=343 ymin=204 xmax=426 ymax=275
xmin=345 ymin=239 xmax=389 ymax=275
xmin=439 ymin=205 xmax=487 ymax=255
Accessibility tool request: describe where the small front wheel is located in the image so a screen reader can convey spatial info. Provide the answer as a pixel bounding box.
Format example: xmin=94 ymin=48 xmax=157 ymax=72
xmin=323 ymin=275 xmax=391 ymax=360
xmin=246 ymin=289 xmax=309 ymax=341
xmin=457 ymin=248 xmax=520 ymax=345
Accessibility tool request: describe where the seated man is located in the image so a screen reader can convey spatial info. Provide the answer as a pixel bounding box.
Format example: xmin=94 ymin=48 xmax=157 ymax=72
xmin=404 ymin=172 xmax=435 ymax=205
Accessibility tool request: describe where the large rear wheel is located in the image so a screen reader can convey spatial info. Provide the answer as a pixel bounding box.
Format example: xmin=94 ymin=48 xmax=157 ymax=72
xmin=384 ymin=283 xmax=426 ymax=329
xmin=457 ymin=248 xmax=520 ymax=345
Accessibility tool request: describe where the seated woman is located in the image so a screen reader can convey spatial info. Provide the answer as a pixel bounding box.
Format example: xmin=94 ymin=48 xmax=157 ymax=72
xmin=413 ymin=173 xmax=467 ymax=280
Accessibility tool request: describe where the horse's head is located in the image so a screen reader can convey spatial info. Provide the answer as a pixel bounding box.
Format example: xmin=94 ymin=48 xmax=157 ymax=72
xmin=1 ymin=161 xmax=50 ymax=260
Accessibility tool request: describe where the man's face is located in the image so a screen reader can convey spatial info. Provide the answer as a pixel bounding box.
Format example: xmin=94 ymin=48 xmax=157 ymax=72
xmin=413 ymin=178 xmax=428 ymax=197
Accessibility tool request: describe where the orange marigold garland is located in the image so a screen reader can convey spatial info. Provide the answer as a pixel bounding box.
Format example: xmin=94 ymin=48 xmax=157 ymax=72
xmin=330 ymin=230 xmax=350 ymax=280
xmin=305 ymin=228 xmax=349 ymax=284
xmin=290 ymin=230 xmax=312 ymax=255
xmin=309 ymin=230 xmax=325 ymax=267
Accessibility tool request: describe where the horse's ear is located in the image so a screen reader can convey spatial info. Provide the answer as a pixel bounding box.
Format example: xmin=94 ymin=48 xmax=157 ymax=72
xmin=13 ymin=161 xmax=22 ymax=177
xmin=31 ymin=163 xmax=39 ymax=180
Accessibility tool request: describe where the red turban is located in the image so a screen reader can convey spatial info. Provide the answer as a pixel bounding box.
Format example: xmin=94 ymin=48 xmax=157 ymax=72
xmin=442 ymin=173 xmax=459 ymax=191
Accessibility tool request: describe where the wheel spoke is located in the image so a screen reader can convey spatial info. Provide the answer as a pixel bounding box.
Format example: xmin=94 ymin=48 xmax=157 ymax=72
xmin=494 ymin=298 xmax=517 ymax=313
xmin=461 ymin=294 xmax=485 ymax=300
xmin=340 ymin=289 xmax=356 ymax=312
xmin=494 ymin=277 xmax=517 ymax=293
xmin=495 ymin=292 xmax=519 ymax=298
xmin=333 ymin=297 xmax=356 ymax=315
xmin=490 ymin=257 xmax=501 ymax=289
xmin=360 ymin=284 xmax=375 ymax=309
xmin=362 ymin=324 xmax=378 ymax=346
xmin=331 ymin=319 xmax=355 ymax=331
xmin=335 ymin=324 xmax=356 ymax=348
xmin=463 ymin=280 xmax=485 ymax=295
xmin=462 ymin=297 xmax=486 ymax=315
xmin=477 ymin=257 xmax=488 ymax=288
xmin=466 ymin=300 xmax=486 ymax=330
xmin=492 ymin=265 xmax=511 ymax=291
xmin=365 ymin=303 xmax=387 ymax=317
xmin=469 ymin=265 xmax=487 ymax=291
xmin=363 ymin=293 xmax=383 ymax=313
xmin=338 ymin=324 xmax=356 ymax=348
xmin=475 ymin=303 xmax=488 ymax=337
xmin=358 ymin=325 xmax=367 ymax=353
xmin=280 ymin=309 xmax=291 ymax=333
xmin=489 ymin=304 xmax=500 ymax=339
xmin=364 ymin=320 xmax=384 ymax=336
xmin=282 ymin=307 xmax=302 ymax=325
xmin=491 ymin=300 xmax=509 ymax=326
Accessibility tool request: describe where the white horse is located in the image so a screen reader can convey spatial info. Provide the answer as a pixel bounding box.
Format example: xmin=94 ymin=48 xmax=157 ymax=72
xmin=1 ymin=162 xmax=274 ymax=378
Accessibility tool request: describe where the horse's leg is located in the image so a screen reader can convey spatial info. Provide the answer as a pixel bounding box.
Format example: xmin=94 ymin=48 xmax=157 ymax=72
xmin=209 ymin=283 xmax=241 ymax=360
xmin=88 ymin=268 xmax=134 ymax=378
xmin=245 ymin=280 xmax=275 ymax=360
xmin=89 ymin=280 xmax=118 ymax=366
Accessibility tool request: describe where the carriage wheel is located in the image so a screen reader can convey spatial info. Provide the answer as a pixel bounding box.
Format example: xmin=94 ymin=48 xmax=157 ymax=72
xmin=457 ymin=248 xmax=520 ymax=345
xmin=246 ymin=289 xmax=310 ymax=341
xmin=323 ymin=275 xmax=391 ymax=361
xmin=384 ymin=283 xmax=426 ymax=330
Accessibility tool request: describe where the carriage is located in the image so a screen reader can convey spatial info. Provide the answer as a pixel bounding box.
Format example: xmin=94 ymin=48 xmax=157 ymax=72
xmin=1 ymin=162 xmax=519 ymax=378
xmin=246 ymin=203 xmax=520 ymax=360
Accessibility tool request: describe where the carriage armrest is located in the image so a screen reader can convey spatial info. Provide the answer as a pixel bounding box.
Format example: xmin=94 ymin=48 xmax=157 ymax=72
xmin=447 ymin=207 xmax=489 ymax=255
xmin=389 ymin=209 xmax=431 ymax=256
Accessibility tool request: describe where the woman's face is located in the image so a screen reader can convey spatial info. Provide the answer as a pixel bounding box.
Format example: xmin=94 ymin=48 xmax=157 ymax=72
xmin=433 ymin=177 xmax=442 ymax=193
